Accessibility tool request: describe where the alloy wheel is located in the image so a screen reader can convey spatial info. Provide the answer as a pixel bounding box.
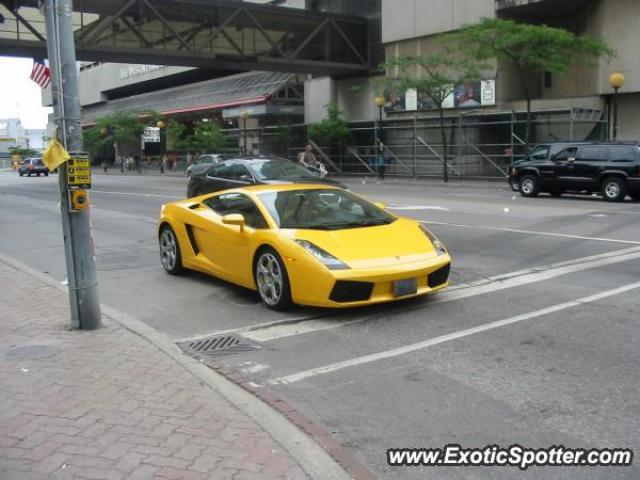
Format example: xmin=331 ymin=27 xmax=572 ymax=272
xmin=256 ymin=253 xmax=283 ymax=306
xmin=160 ymin=229 xmax=178 ymax=271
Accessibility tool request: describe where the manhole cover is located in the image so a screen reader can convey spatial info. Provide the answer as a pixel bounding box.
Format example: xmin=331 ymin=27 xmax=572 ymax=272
xmin=5 ymin=345 xmax=55 ymax=360
xmin=177 ymin=334 xmax=261 ymax=358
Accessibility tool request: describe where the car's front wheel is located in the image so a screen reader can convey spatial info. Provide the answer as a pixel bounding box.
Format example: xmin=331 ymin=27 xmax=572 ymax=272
xmin=19 ymin=171 xmax=23 ymax=177
xmin=159 ymin=225 xmax=185 ymax=275
xmin=508 ymin=177 xmax=520 ymax=192
xmin=601 ymin=177 xmax=626 ymax=202
xmin=45 ymin=172 xmax=49 ymax=177
xmin=519 ymin=174 xmax=540 ymax=198
xmin=255 ymin=248 xmax=292 ymax=310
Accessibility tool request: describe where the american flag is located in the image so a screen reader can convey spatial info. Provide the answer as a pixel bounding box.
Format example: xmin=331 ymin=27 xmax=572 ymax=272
xmin=30 ymin=59 xmax=51 ymax=89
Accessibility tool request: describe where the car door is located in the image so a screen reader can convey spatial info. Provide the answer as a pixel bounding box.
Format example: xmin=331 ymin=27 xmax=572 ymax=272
xmin=548 ymin=146 xmax=578 ymax=189
xmin=195 ymin=192 xmax=268 ymax=284
xmin=573 ymin=145 xmax=603 ymax=191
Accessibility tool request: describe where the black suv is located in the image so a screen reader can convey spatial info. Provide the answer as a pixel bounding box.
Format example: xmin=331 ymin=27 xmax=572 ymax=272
xmin=509 ymin=142 xmax=640 ymax=202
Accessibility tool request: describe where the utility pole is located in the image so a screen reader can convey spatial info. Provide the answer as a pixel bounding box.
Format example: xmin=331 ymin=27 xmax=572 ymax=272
xmin=44 ymin=0 xmax=101 ymax=330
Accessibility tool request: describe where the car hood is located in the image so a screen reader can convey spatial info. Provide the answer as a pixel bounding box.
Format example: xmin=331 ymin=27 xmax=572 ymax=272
xmin=290 ymin=217 xmax=439 ymax=268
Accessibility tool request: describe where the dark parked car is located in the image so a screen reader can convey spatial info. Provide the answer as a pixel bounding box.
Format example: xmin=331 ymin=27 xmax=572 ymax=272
xmin=186 ymin=156 xmax=347 ymax=198
xmin=18 ymin=158 xmax=49 ymax=177
xmin=186 ymin=153 xmax=227 ymax=178
xmin=509 ymin=142 xmax=590 ymax=191
xmin=509 ymin=142 xmax=640 ymax=202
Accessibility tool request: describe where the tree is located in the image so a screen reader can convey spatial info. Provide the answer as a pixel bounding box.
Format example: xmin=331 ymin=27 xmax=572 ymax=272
xmin=8 ymin=146 xmax=38 ymax=157
xmin=92 ymin=111 xmax=146 ymax=161
xmin=190 ymin=121 xmax=227 ymax=152
xmin=379 ymin=54 xmax=483 ymax=182
xmin=308 ymin=104 xmax=350 ymax=147
xmin=167 ymin=121 xmax=191 ymax=152
xmin=450 ymin=18 xmax=613 ymax=145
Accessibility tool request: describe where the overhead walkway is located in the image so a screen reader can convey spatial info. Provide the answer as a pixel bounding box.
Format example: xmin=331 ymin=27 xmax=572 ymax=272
xmin=0 ymin=0 xmax=371 ymax=76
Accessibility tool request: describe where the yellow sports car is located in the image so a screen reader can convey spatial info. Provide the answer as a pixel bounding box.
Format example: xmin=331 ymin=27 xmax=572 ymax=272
xmin=158 ymin=184 xmax=451 ymax=309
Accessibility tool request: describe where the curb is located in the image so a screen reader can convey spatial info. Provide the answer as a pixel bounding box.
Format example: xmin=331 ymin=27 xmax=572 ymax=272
xmin=0 ymin=253 xmax=363 ymax=480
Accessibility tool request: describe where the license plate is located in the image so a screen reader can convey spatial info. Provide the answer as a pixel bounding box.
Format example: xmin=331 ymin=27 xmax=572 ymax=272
xmin=393 ymin=278 xmax=418 ymax=297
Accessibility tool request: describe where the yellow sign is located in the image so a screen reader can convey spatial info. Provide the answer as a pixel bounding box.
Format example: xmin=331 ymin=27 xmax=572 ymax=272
xmin=70 ymin=189 xmax=89 ymax=210
xmin=67 ymin=152 xmax=91 ymax=190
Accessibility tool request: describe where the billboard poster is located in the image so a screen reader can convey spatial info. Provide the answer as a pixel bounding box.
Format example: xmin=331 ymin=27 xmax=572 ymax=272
xmin=384 ymin=79 xmax=496 ymax=113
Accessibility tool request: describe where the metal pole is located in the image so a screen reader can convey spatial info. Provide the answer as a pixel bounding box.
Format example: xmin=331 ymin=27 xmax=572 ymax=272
xmin=613 ymin=87 xmax=619 ymax=140
xmin=44 ymin=0 xmax=101 ymax=330
xmin=413 ymin=114 xmax=417 ymax=178
xmin=243 ymin=119 xmax=247 ymax=154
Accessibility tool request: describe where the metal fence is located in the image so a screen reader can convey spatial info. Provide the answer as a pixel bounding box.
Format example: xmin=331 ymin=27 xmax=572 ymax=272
xmin=220 ymin=108 xmax=608 ymax=180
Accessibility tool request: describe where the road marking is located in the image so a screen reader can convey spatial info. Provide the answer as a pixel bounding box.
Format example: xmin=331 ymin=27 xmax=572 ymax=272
xmin=241 ymin=246 xmax=640 ymax=342
xmin=91 ymin=190 xmax=183 ymax=199
xmin=422 ymin=220 xmax=640 ymax=245
xmin=269 ymin=281 xmax=640 ymax=385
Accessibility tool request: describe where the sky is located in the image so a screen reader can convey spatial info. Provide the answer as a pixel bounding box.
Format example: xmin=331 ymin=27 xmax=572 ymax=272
xmin=0 ymin=56 xmax=53 ymax=130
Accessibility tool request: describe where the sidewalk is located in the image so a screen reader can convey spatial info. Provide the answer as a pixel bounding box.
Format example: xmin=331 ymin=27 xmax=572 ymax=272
xmin=0 ymin=258 xmax=346 ymax=480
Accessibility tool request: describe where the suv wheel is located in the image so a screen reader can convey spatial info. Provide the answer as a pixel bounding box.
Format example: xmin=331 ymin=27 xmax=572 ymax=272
xmin=509 ymin=177 xmax=520 ymax=192
xmin=519 ymin=175 xmax=540 ymax=198
xmin=601 ymin=177 xmax=626 ymax=202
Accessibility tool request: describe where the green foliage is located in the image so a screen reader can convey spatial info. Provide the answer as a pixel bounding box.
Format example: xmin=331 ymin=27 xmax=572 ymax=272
xmin=95 ymin=111 xmax=146 ymax=146
xmin=190 ymin=121 xmax=227 ymax=152
xmin=167 ymin=121 xmax=191 ymax=152
xmin=7 ymin=146 xmax=38 ymax=157
xmin=82 ymin=127 xmax=104 ymax=156
xmin=308 ymin=104 xmax=350 ymax=146
xmin=450 ymin=18 xmax=614 ymax=76
xmin=378 ymin=53 xmax=485 ymax=107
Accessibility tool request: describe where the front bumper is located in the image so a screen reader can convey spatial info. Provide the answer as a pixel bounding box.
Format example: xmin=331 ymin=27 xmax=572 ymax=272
xmin=289 ymin=254 xmax=452 ymax=308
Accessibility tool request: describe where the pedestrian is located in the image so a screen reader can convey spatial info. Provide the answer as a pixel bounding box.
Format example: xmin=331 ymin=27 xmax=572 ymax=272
xmin=126 ymin=156 xmax=134 ymax=171
xmin=161 ymin=154 xmax=167 ymax=174
xmin=102 ymin=159 xmax=108 ymax=173
xmin=376 ymin=144 xmax=386 ymax=180
xmin=186 ymin=151 xmax=193 ymax=168
xmin=299 ymin=144 xmax=321 ymax=174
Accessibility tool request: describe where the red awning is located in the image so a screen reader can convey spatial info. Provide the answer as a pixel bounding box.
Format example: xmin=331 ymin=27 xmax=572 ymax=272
xmin=160 ymin=95 xmax=271 ymax=116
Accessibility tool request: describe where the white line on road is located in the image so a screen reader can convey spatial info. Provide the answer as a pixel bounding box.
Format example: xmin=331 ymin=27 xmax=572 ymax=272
xmin=422 ymin=220 xmax=640 ymax=245
xmin=91 ymin=190 xmax=183 ymax=199
xmin=269 ymin=281 xmax=640 ymax=385
xmin=388 ymin=205 xmax=451 ymax=211
xmin=242 ymin=246 xmax=640 ymax=342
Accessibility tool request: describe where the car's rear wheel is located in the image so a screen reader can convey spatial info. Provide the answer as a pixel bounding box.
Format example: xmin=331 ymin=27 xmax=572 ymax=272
xmin=601 ymin=177 xmax=626 ymax=202
xmin=519 ymin=174 xmax=540 ymax=197
xmin=255 ymin=248 xmax=292 ymax=310
xmin=159 ymin=225 xmax=185 ymax=275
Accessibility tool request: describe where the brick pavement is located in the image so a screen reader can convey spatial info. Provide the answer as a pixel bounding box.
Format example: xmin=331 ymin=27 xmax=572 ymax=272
xmin=0 ymin=259 xmax=314 ymax=480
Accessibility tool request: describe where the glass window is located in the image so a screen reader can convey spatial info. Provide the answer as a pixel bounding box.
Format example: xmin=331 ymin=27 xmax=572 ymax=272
xmin=608 ymin=146 xmax=638 ymax=162
xmin=248 ymin=159 xmax=316 ymax=180
xmin=553 ymin=147 xmax=577 ymax=161
xmin=576 ymin=146 xmax=602 ymax=161
xmin=529 ymin=145 xmax=550 ymax=160
xmin=207 ymin=162 xmax=236 ymax=179
xmin=204 ymin=193 xmax=267 ymax=229
xmin=258 ymin=189 xmax=396 ymax=230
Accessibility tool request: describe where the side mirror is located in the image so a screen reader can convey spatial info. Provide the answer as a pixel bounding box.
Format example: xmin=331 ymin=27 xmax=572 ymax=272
xmin=374 ymin=201 xmax=386 ymax=210
xmin=567 ymin=157 xmax=576 ymax=163
xmin=222 ymin=214 xmax=246 ymax=231
xmin=238 ymin=174 xmax=253 ymax=183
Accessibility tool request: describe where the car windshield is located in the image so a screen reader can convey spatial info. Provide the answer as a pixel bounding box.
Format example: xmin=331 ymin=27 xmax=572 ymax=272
xmin=528 ymin=145 xmax=549 ymax=160
xmin=258 ymin=189 xmax=396 ymax=230
xmin=248 ymin=159 xmax=317 ymax=180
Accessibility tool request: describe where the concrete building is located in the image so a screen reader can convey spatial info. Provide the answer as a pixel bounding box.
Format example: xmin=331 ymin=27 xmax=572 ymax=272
xmin=0 ymin=118 xmax=45 ymax=157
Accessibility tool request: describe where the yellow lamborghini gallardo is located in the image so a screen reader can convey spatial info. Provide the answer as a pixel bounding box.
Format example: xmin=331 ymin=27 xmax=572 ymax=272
xmin=158 ymin=184 xmax=451 ymax=310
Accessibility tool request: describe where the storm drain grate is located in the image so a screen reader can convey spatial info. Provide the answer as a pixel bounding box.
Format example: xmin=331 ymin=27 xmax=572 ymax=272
xmin=177 ymin=334 xmax=261 ymax=358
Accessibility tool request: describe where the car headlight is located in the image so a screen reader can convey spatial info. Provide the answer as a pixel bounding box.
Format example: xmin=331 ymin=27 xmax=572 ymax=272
xmin=419 ymin=225 xmax=447 ymax=256
xmin=295 ymin=240 xmax=350 ymax=270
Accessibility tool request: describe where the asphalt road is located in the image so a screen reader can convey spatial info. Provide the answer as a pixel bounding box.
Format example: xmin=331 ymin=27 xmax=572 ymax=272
xmin=1 ymin=171 xmax=639 ymax=479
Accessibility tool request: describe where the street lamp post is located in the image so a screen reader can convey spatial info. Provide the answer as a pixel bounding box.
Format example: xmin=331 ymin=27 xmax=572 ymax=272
xmin=157 ymin=120 xmax=166 ymax=173
xmin=374 ymin=96 xmax=385 ymax=162
xmin=240 ymin=110 xmax=249 ymax=155
xmin=609 ymin=73 xmax=625 ymax=141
